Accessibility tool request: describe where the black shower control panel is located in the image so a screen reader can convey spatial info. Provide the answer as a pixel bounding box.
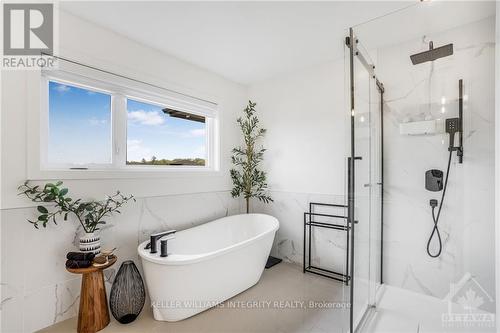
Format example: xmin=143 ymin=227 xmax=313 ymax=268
xmin=425 ymin=169 xmax=443 ymax=192
xmin=445 ymin=118 xmax=460 ymax=134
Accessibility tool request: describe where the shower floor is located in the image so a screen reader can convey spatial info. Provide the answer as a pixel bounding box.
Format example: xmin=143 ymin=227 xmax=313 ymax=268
xmin=361 ymin=285 xmax=496 ymax=333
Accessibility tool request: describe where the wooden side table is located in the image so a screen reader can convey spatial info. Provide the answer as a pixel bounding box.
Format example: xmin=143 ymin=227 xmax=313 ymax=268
xmin=66 ymin=256 xmax=117 ymax=333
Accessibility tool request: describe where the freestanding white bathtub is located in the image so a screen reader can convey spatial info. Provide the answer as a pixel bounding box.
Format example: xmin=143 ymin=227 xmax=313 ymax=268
xmin=138 ymin=213 xmax=279 ymax=321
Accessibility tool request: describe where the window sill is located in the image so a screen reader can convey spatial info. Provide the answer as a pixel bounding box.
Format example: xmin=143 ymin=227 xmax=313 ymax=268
xmin=28 ymin=167 xmax=223 ymax=181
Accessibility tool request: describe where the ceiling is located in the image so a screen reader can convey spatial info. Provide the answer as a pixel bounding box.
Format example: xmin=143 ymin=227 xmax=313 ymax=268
xmin=353 ymin=1 xmax=495 ymax=58
xmin=60 ymin=1 xmax=495 ymax=85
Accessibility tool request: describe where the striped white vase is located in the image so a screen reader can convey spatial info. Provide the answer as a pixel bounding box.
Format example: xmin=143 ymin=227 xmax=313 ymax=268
xmin=79 ymin=232 xmax=101 ymax=255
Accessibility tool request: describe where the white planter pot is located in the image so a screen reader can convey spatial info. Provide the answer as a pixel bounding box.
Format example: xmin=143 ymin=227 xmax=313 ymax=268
xmin=79 ymin=232 xmax=101 ymax=255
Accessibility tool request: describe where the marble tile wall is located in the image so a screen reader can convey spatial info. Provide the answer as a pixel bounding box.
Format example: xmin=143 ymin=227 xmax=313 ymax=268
xmin=1 ymin=188 xmax=349 ymax=332
xmin=374 ymin=17 xmax=496 ymax=309
xmin=253 ymin=191 xmax=348 ymax=279
xmin=0 ymin=191 xmax=242 ymax=332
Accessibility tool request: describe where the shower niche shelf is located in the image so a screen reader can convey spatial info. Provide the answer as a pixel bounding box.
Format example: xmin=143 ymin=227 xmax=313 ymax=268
xmin=399 ymin=119 xmax=445 ymax=136
xmin=303 ymin=202 xmax=351 ymax=285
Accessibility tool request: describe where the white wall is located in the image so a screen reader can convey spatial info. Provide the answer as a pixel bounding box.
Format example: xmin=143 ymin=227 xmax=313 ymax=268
xmin=0 ymin=10 xmax=246 ymax=332
xmin=248 ymin=59 xmax=348 ymax=271
xmin=248 ymin=60 xmax=347 ymax=195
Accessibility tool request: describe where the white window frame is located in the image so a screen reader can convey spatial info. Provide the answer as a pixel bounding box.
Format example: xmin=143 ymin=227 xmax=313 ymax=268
xmin=40 ymin=75 xmax=116 ymax=170
xmin=122 ymin=93 xmax=215 ymax=170
xmin=28 ymin=61 xmax=220 ymax=180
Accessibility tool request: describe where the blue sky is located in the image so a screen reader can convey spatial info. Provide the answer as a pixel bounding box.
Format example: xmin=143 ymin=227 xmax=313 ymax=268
xmin=127 ymin=99 xmax=206 ymax=162
xmin=48 ymin=81 xmax=206 ymax=165
xmin=49 ymin=81 xmax=112 ymax=165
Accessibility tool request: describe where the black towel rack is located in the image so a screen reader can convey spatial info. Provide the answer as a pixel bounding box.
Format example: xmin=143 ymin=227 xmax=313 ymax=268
xmin=303 ymin=202 xmax=351 ymax=285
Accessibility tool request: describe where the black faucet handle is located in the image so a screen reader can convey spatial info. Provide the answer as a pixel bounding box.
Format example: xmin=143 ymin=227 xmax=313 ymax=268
xmin=160 ymin=235 xmax=175 ymax=257
xmin=148 ymin=230 xmax=177 ymax=254
xmin=151 ymin=230 xmax=176 ymax=238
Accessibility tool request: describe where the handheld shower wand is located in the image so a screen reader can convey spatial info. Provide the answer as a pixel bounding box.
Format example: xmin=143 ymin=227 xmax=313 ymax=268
xmin=426 ymin=80 xmax=464 ymax=258
xmin=446 ymin=118 xmax=460 ymax=150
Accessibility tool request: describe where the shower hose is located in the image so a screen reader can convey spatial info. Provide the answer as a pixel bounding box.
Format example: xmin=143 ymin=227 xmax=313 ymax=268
xmin=426 ymin=149 xmax=453 ymax=258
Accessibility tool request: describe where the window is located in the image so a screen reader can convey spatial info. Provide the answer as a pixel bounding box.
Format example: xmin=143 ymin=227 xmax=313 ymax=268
xmin=126 ymin=99 xmax=207 ymax=166
xmin=48 ymin=81 xmax=112 ymax=166
xmin=40 ymin=68 xmax=218 ymax=174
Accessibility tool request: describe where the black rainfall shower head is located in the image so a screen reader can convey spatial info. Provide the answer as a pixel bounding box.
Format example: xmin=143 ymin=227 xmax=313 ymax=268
xmin=410 ymin=41 xmax=453 ymax=65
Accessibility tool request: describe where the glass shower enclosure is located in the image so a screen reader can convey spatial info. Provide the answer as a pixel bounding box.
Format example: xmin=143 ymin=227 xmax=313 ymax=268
xmin=343 ymin=2 xmax=496 ymax=332
xmin=345 ymin=27 xmax=384 ymax=332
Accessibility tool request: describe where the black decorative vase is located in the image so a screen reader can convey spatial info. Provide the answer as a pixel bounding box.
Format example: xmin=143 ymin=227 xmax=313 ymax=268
xmin=109 ymin=260 xmax=146 ymax=324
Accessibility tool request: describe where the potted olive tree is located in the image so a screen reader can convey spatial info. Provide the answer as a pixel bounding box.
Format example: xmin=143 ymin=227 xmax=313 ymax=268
xmin=230 ymin=100 xmax=273 ymax=212
xmin=230 ymin=101 xmax=279 ymax=268
xmin=18 ymin=181 xmax=134 ymax=254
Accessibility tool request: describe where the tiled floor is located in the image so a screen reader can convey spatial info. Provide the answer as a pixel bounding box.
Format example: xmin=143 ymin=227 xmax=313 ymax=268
xmin=39 ymin=263 xmax=349 ymax=333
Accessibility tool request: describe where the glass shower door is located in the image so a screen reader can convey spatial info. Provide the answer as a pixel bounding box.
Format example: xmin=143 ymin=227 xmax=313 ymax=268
xmin=347 ymin=29 xmax=383 ymax=332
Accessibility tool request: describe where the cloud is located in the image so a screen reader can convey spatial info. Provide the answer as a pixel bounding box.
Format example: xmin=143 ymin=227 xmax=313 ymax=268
xmin=189 ymin=129 xmax=206 ymax=137
xmin=127 ymin=139 xmax=143 ymax=150
xmin=127 ymin=139 xmax=152 ymax=161
xmin=194 ymin=145 xmax=206 ymax=158
xmin=127 ymin=110 xmax=165 ymax=126
xmin=180 ymin=128 xmax=206 ymax=138
xmin=53 ymin=84 xmax=70 ymax=93
xmin=88 ymin=118 xmax=107 ymax=126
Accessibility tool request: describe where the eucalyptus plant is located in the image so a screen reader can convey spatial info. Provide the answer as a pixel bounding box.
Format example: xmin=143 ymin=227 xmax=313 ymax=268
xmin=18 ymin=181 xmax=135 ymax=233
xmin=230 ymin=100 xmax=273 ymax=213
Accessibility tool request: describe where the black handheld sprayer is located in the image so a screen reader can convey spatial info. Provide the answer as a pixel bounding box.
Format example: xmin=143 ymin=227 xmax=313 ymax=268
xmin=425 ymin=79 xmax=463 ymax=258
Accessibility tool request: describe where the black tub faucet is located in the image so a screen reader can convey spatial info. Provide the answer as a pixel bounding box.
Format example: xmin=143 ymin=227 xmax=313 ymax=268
xmin=145 ymin=230 xmax=176 ymax=255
